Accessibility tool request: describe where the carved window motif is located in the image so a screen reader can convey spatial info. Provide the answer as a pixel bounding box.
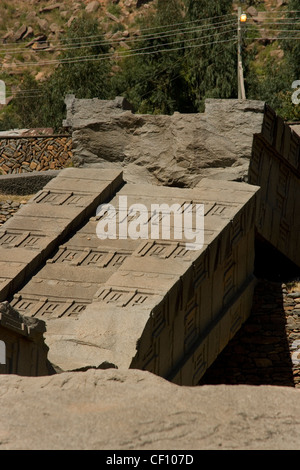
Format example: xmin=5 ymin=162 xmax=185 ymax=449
xmin=95 ymin=287 xmax=152 ymax=308
xmin=34 ymin=300 xmax=87 ymax=319
xmin=231 ymin=216 xmax=243 ymax=246
xmin=152 ymin=308 xmax=165 ymax=338
xmin=52 ymin=248 xmax=80 ymax=263
xmin=22 ymin=235 xmax=42 ymax=249
xmin=142 ymin=345 xmax=156 ymax=373
xmin=150 ymin=244 xmax=166 ymax=257
xmin=66 ymin=195 xmax=85 ymax=206
xmin=83 ymin=251 xmax=106 ymax=266
xmin=110 ymin=253 xmax=130 ymax=267
xmin=0 ymin=232 xmax=19 ymax=246
xmin=230 ymin=307 xmax=242 ymax=338
xmin=65 ymin=303 xmax=86 ymax=317
xmin=250 ymin=141 xmax=262 ymax=177
xmin=193 ymin=254 xmax=208 ymax=287
xmin=81 ymin=250 xmax=129 ymax=268
xmin=12 ymin=299 xmax=34 ymax=313
xmin=278 ymin=167 xmax=289 ymax=196
xmin=34 ymin=191 xmax=69 ymax=205
xmin=223 ymin=255 xmax=235 ymax=305
xmin=193 ymin=345 xmax=207 ymax=383
xmin=277 ymin=166 xmax=289 ymax=214
xmin=0 ymin=231 xmax=44 ymax=250
xmin=279 ymin=220 xmax=289 ymax=245
xmin=131 ymin=293 xmax=148 ymax=306
xmin=105 ymin=291 xmax=123 ymax=303
xmin=34 ymin=191 xmax=85 ymax=206
xmin=276 ymin=193 xmax=284 ymax=212
xmin=207 ymin=203 xmax=229 ymax=216
xmin=39 ymin=302 xmax=60 ymax=316
xmin=184 ymin=304 xmax=198 ymax=351
xmin=289 ymin=134 xmax=300 ymax=167
xmin=136 ymin=241 xmax=190 ymax=259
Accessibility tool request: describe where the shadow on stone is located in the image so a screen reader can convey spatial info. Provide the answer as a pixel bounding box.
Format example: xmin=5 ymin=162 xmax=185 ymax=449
xmin=199 ymin=280 xmax=295 ymax=387
xmin=199 ymin=241 xmax=300 ymax=387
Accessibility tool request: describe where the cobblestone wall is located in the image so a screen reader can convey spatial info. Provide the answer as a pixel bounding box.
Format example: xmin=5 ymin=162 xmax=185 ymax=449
xmin=0 ymin=135 xmax=72 ymax=175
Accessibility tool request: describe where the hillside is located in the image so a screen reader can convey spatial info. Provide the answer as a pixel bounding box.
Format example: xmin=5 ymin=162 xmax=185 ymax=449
xmin=0 ymin=0 xmax=157 ymax=87
xmin=0 ymin=0 xmax=299 ymax=126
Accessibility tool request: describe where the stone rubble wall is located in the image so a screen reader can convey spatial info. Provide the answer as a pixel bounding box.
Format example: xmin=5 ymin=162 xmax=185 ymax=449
xmin=0 ymin=135 xmax=72 ymax=175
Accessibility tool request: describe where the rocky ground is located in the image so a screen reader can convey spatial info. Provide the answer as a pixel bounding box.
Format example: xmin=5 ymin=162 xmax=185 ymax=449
xmin=1 ymin=195 xmax=300 ymax=389
xmin=0 ymin=195 xmax=30 ymax=226
xmin=200 ymin=279 xmax=300 ymax=388
xmin=0 ymin=367 xmax=300 ymax=450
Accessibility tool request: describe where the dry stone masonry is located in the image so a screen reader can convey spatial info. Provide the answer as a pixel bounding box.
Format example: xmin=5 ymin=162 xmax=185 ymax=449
xmin=0 ymin=135 xmax=72 ymax=175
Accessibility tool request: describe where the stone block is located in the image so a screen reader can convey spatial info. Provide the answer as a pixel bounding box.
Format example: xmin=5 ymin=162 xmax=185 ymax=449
xmin=7 ymin=178 xmax=259 ymax=383
xmin=249 ymin=112 xmax=300 ymax=267
xmin=0 ymin=169 xmax=123 ymax=302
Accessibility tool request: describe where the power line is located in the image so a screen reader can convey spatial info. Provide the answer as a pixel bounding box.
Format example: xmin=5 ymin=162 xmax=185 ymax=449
xmin=2 ymin=29 xmax=237 ymax=68
xmin=0 ymin=18 xmax=237 ymax=55
xmin=0 ymin=12 xmax=237 ymax=46
xmin=4 ymin=36 xmax=237 ymax=71
xmin=244 ymin=36 xmax=300 ymax=40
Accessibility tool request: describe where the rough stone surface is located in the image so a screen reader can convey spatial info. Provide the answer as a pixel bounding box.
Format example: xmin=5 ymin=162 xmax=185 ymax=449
xmin=85 ymin=1 xmax=100 ymax=14
xmin=65 ymin=97 xmax=265 ymax=187
xmin=248 ymin=105 xmax=300 ymax=267
xmin=0 ymin=368 xmax=299 ymax=450
xmin=8 ymin=177 xmax=259 ymax=384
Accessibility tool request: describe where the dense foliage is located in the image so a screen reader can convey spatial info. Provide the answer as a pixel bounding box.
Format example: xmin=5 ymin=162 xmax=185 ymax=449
xmin=0 ymin=0 xmax=299 ymax=130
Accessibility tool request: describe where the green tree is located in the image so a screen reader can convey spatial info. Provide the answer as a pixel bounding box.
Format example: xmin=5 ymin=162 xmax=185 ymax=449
xmin=112 ymin=0 xmax=191 ymax=114
xmin=0 ymin=14 xmax=113 ymax=131
xmin=183 ymin=0 xmax=237 ymax=111
xmin=40 ymin=14 xmax=112 ymax=130
xmin=246 ymin=1 xmax=300 ymax=121
xmin=281 ymin=0 xmax=300 ymax=77
xmin=0 ymin=73 xmax=42 ymax=131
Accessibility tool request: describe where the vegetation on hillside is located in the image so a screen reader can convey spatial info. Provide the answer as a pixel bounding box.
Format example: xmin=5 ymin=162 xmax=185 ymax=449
xmin=0 ymin=0 xmax=299 ymax=131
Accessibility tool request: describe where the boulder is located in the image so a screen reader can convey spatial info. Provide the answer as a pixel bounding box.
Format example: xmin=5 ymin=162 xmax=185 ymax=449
xmin=85 ymin=1 xmax=100 ymax=14
xmin=13 ymin=24 xmax=27 ymax=41
xmin=36 ymin=17 xmax=48 ymax=32
xmin=247 ymin=6 xmax=258 ymax=17
xmin=0 ymin=368 xmax=299 ymax=450
xmin=64 ymin=96 xmax=265 ymax=187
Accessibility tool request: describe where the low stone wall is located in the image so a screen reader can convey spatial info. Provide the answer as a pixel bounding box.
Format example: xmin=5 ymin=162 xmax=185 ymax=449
xmin=0 ymin=170 xmax=60 ymax=195
xmin=0 ymin=135 xmax=72 ymax=175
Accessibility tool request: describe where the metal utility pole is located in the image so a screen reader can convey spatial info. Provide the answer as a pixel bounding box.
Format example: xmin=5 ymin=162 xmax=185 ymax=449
xmin=237 ymin=7 xmax=246 ymax=100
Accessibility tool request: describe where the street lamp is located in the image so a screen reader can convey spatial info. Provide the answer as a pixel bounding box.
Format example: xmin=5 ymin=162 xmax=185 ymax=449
xmin=237 ymin=8 xmax=247 ymax=99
